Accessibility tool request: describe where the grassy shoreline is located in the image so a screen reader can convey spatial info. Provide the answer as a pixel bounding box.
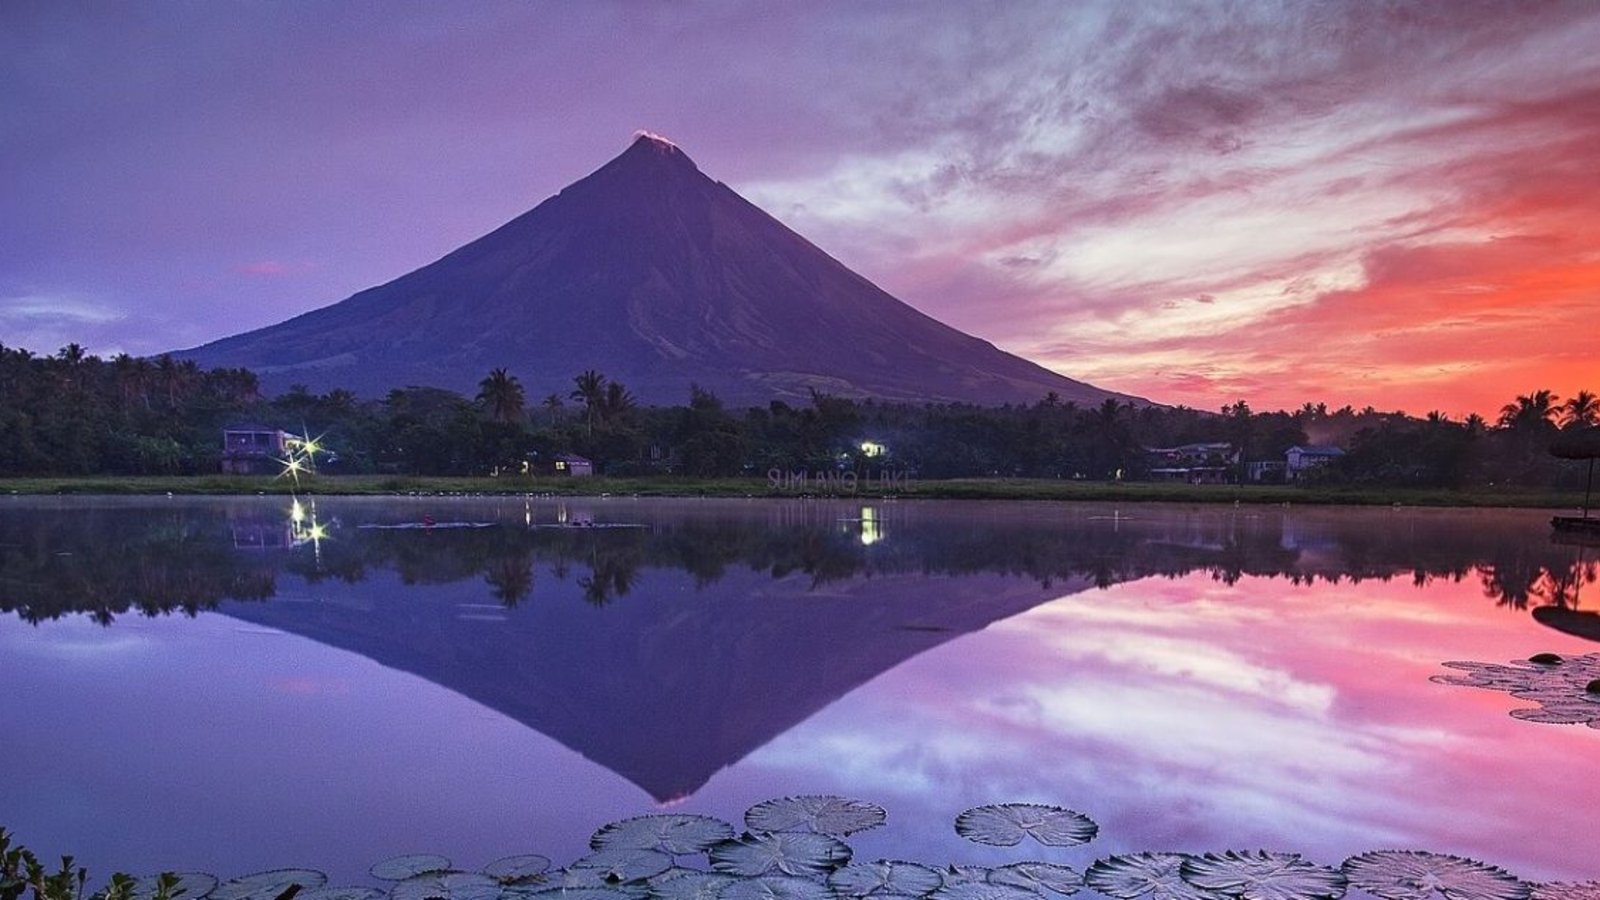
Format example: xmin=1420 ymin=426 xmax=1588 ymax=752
xmin=0 ymin=474 xmax=1584 ymax=509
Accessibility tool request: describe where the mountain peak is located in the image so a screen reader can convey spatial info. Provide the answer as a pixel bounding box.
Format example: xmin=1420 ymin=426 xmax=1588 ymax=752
xmin=621 ymin=130 xmax=698 ymax=169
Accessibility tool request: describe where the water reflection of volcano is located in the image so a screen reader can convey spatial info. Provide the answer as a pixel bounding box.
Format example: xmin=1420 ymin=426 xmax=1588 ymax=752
xmin=225 ymin=565 xmax=1083 ymax=802
xmin=6 ymin=498 xmax=1600 ymax=796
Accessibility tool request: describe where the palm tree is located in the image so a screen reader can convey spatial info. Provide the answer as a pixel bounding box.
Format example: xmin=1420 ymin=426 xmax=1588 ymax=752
xmin=601 ymin=380 xmax=637 ymax=422
xmin=571 ymin=369 xmax=606 ymax=436
xmin=1561 ymin=390 xmax=1598 ymax=429
xmin=1498 ymin=390 xmax=1560 ymax=433
xmin=476 ymin=367 xmax=525 ymax=424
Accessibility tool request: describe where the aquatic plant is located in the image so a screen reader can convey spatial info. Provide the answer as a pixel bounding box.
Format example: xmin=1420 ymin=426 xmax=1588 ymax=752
xmin=4 ymin=796 xmax=1582 ymax=900
xmin=953 ymin=805 xmax=1098 ymax=848
xmin=708 ymin=832 xmax=853 ymax=878
xmin=1431 ymin=653 xmax=1600 ymax=728
xmin=368 ymin=858 xmax=451 ymax=883
xmin=1341 ymin=851 xmax=1529 ymax=900
xmin=744 ymin=798 xmax=886 ymax=838
xmin=1084 ymin=853 xmax=1216 ymax=900
xmin=1179 ymin=852 xmax=1345 ymax=900
xmin=827 ymin=861 xmax=943 ymax=898
xmin=591 ymin=816 xmax=734 ymax=856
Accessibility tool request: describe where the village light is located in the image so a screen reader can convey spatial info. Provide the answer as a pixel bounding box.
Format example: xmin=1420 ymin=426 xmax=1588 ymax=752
xmin=860 ymin=441 xmax=886 ymax=458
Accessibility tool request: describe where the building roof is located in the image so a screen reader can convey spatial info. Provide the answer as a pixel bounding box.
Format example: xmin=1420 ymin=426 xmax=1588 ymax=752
xmin=1289 ymin=445 xmax=1345 ymax=456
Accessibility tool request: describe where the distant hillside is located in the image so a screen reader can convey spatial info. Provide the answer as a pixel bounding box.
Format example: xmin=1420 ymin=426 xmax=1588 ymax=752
xmin=179 ymin=134 xmax=1142 ymax=408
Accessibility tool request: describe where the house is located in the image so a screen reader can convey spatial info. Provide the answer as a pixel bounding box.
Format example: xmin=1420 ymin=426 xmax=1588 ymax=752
xmin=1144 ymin=442 xmax=1239 ymax=484
xmin=221 ymin=424 xmax=291 ymax=475
xmin=527 ymin=453 xmax=594 ymax=477
xmin=1286 ymin=445 xmax=1345 ymax=481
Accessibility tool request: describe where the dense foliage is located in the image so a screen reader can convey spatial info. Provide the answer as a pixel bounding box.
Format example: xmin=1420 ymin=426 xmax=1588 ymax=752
xmin=1 ymin=343 xmax=1594 ymax=489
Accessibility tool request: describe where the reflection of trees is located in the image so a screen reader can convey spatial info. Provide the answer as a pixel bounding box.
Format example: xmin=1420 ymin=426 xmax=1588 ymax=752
xmin=485 ymin=553 xmax=533 ymax=606
xmin=5 ymin=501 xmax=1596 ymax=625
xmin=0 ymin=505 xmax=276 ymax=623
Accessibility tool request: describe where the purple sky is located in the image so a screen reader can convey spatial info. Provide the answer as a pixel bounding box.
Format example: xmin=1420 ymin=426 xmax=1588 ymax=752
xmin=3 ymin=1 xmax=1598 ymax=415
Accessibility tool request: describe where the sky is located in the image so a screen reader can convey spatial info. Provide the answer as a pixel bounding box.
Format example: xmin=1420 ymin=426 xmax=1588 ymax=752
xmin=2 ymin=1 xmax=1597 ymax=417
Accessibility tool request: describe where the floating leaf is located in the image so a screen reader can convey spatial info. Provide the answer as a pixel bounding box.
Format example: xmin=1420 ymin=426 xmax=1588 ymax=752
xmin=930 ymin=882 xmax=1040 ymax=900
xmin=954 ymin=804 xmax=1098 ymax=848
xmin=646 ymin=870 xmax=738 ymax=900
xmin=1342 ymin=851 xmax=1529 ymax=900
xmin=391 ymin=873 xmax=504 ymax=900
xmin=829 ymin=861 xmax=944 ymax=898
xmin=213 ymin=870 xmax=329 ymax=900
xmin=484 ymin=857 xmax=554 ymax=884
xmin=720 ymin=875 xmax=838 ymax=900
xmin=1508 ymin=705 xmax=1597 ymax=725
xmin=130 ymin=873 xmax=220 ymax=900
xmin=1531 ymin=884 xmax=1600 ymax=900
xmin=299 ymin=888 xmax=387 ymax=900
xmin=942 ymin=869 xmax=996 ymax=889
xmin=373 ymin=857 xmax=455 ymax=882
xmin=510 ymin=870 xmax=647 ymax=897
xmin=709 ymin=832 xmax=853 ymax=878
xmin=746 ymin=796 xmax=887 ymax=837
xmin=592 ymin=816 xmax=736 ymax=855
xmin=1180 ymin=851 xmax=1345 ymax=900
xmin=570 ymin=850 xmax=676 ymax=884
xmin=991 ymin=864 xmax=1081 ymax=897
xmin=1084 ymin=854 xmax=1213 ymax=900
xmin=505 ymin=888 xmax=636 ymax=900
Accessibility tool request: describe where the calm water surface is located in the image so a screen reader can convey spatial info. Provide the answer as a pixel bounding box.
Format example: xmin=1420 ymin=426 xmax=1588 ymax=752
xmin=1 ymin=496 xmax=1597 ymax=883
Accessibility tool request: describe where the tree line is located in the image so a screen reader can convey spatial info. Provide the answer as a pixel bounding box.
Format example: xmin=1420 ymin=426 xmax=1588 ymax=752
xmin=0 ymin=342 xmax=1594 ymax=489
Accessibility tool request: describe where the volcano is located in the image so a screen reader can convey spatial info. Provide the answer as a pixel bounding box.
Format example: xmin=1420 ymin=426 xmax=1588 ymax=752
xmin=179 ymin=134 xmax=1139 ymax=407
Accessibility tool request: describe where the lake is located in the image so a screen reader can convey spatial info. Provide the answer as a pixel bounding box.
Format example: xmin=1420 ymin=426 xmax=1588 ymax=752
xmin=1 ymin=495 xmax=1596 ymax=890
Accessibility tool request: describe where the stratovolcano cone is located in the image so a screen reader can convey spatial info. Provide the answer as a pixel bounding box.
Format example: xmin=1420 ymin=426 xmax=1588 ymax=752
xmin=179 ymin=133 xmax=1141 ymax=407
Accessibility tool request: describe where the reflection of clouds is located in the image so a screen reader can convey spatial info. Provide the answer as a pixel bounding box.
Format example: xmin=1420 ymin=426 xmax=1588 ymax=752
xmin=749 ymin=572 xmax=1600 ymax=878
xmin=0 ymin=627 xmax=152 ymax=661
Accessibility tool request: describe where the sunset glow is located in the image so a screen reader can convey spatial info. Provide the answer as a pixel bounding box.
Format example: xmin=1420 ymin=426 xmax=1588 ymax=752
xmin=1 ymin=2 xmax=1595 ymax=415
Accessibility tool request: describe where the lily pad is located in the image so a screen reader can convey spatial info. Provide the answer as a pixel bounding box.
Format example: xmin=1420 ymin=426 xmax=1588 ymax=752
xmin=391 ymin=873 xmax=504 ymax=900
xmin=483 ymin=857 xmax=554 ymax=885
xmin=592 ymin=816 xmax=736 ymax=855
xmin=954 ymin=804 xmax=1098 ymax=848
xmin=1180 ymin=851 xmax=1346 ymax=900
xmin=511 ymin=870 xmax=648 ymax=897
xmin=298 ymin=889 xmax=387 ymax=900
xmin=941 ymin=869 xmax=996 ymax=889
xmin=720 ymin=876 xmax=838 ymax=900
xmin=991 ymin=864 xmax=1081 ymax=897
xmin=213 ymin=870 xmax=329 ymax=900
xmin=505 ymin=889 xmax=636 ymax=900
xmin=930 ymin=883 xmax=1040 ymax=900
xmin=709 ymin=832 xmax=853 ymax=878
xmin=130 ymin=873 xmax=221 ymax=900
xmin=745 ymin=796 xmax=887 ymax=837
xmin=645 ymin=870 xmax=739 ymax=900
xmin=1084 ymin=854 xmax=1213 ymax=900
xmin=570 ymin=850 xmax=676 ymax=884
xmin=373 ymin=858 xmax=455 ymax=882
xmin=1531 ymin=885 xmax=1600 ymax=900
xmin=1341 ymin=851 xmax=1529 ymax=900
xmin=829 ymin=861 xmax=945 ymax=898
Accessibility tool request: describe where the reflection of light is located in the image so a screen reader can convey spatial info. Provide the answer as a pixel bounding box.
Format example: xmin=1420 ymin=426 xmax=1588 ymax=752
xmin=860 ymin=506 xmax=882 ymax=546
xmin=557 ymin=504 xmax=569 ymax=524
xmin=290 ymin=499 xmax=305 ymax=524
xmin=860 ymin=441 xmax=886 ymax=458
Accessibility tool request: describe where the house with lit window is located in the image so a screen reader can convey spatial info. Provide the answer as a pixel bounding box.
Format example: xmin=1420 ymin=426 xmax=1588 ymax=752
xmin=527 ymin=452 xmax=594 ymax=477
xmin=221 ymin=424 xmax=291 ymax=475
